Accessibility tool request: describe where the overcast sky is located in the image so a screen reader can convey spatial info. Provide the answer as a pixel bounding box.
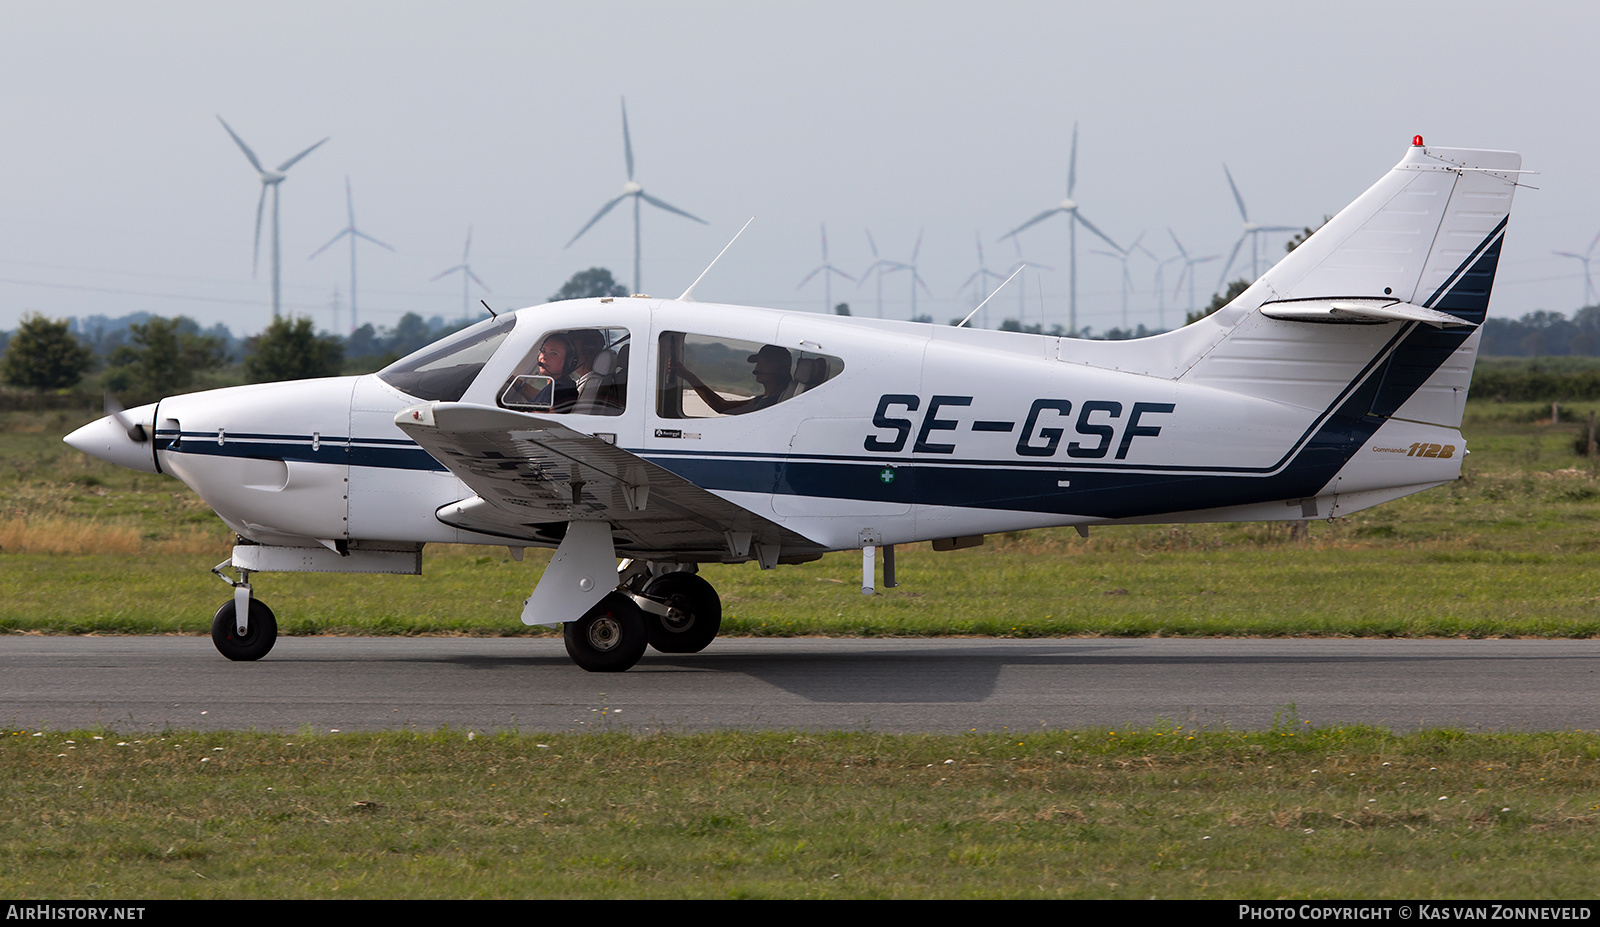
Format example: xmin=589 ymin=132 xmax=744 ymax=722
xmin=2 ymin=0 xmax=1596 ymax=339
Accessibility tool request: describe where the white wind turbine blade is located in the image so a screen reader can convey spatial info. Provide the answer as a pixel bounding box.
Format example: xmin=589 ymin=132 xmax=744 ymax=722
xmin=354 ymin=229 xmax=394 ymax=251
xmin=566 ymin=193 xmax=628 ymax=247
xmin=1073 ymin=211 xmax=1120 ymax=252
xmin=1067 ymin=121 xmax=1078 ymax=198
xmin=1223 ymin=163 xmax=1250 ymax=222
xmin=217 ymin=116 xmax=265 ymax=175
xmin=639 ymin=191 xmax=707 ymax=225
xmin=1216 ymin=233 xmax=1248 ymax=291
xmin=252 ymin=184 xmax=267 ymax=276
xmin=621 ymin=97 xmax=635 ymax=181
xmin=1168 ymin=228 xmax=1190 ymax=260
xmin=309 ymin=227 xmax=352 ymax=260
xmin=999 ymin=207 xmax=1065 ymax=241
xmin=276 ymin=136 xmax=330 ymax=173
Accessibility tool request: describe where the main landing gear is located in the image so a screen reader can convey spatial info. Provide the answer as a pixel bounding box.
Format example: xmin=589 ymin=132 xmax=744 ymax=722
xmin=209 ymin=560 xmax=277 ymax=661
xmin=561 ymin=564 xmax=723 ymax=673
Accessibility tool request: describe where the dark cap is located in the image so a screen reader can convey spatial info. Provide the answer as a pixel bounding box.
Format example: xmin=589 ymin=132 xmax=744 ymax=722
xmin=746 ymin=344 xmax=792 ymax=366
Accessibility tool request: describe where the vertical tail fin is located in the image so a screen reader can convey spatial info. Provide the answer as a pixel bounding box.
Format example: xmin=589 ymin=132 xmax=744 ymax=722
xmin=1181 ymin=141 xmax=1522 ymax=430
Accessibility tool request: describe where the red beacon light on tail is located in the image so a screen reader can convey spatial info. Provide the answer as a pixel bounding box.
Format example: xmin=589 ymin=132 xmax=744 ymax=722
xmin=1412 ymin=135 xmax=1425 ymax=147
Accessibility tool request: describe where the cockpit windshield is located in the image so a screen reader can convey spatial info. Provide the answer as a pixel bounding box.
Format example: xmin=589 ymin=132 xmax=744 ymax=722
xmin=377 ymin=315 xmax=516 ymax=402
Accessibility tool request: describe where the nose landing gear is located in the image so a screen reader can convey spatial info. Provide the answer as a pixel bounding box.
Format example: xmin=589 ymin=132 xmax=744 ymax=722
xmin=209 ymin=559 xmax=278 ymax=661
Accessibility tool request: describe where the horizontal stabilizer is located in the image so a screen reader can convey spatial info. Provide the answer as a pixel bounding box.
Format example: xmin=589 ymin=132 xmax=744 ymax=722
xmin=1258 ymin=298 xmax=1477 ymax=329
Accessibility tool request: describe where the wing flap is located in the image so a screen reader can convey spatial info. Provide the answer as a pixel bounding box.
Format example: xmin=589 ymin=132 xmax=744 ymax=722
xmin=394 ymin=402 xmax=823 ymax=559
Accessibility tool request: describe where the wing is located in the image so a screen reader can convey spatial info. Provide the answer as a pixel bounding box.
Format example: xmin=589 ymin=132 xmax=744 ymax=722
xmin=394 ymin=402 xmax=826 ymax=563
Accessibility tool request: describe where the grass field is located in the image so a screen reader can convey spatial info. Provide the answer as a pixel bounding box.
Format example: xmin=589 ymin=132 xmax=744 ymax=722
xmin=3 ymin=725 xmax=1599 ymax=899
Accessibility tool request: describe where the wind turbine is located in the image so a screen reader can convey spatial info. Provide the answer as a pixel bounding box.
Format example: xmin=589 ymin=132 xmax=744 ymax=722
xmin=217 ymin=116 xmax=329 ymax=321
xmin=431 ymin=228 xmax=490 ymax=318
xmin=1003 ymin=238 xmax=1053 ymax=329
xmin=796 ymin=223 xmax=855 ymax=314
xmin=1000 ymin=122 xmax=1120 ymax=336
xmin=857 ymin=229 xmax=902 ymax=318
xmin=883 ymin=230 xmax=933 ymax=320
xmin=1215 ymin=164 xmax=1298 ymax=292
xmin=309 ymin=177 xmax=393 ymax=333
xmin=1554 ymin=228 xmax=1600 ymax=308
xmin=1168 ymin=228 xmax=1219 ymax=320
xmin=1134 ymin=237 xmax=1180 ymax=331
xmin=1090 ymin=231 xmax=1145 ymax=331
xmin=566 ymin=98 xmax=707 ymax=295
xmin=960 ymin=233 xmax=1009 ymax=329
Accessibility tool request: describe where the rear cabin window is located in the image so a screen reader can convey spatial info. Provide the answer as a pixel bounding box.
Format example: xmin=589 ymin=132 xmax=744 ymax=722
xmin=377 ymin=316 xmax=515 ymax=402
xmin=657 ymin=332 xmax=843 ymax=419
xmin=497 ymin=327 xmax=631 ymax=416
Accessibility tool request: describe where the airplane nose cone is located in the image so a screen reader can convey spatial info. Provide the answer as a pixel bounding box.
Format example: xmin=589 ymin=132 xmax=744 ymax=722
xmin=64 ymin=407 xmax=159 ymax=473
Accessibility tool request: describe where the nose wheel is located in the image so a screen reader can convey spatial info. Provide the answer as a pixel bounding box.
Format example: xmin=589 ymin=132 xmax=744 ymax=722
xmin=208 ymin=558 xmax=278 ymax=661
xmin=210 ymin=598 xmax=278 ymax=661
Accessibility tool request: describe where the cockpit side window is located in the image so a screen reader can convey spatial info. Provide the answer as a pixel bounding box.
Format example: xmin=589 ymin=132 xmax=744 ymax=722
xmin=377 ymin=316 xmax=515 ymax=402
xmin=498 ymin=327 xmax=630 ymax=416
xmin=657 ymin=331 xmax=844 ymax=419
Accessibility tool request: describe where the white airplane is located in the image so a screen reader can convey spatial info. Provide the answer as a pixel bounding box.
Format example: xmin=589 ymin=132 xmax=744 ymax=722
xmin=66 ymin=138 xmax=1523 ymax=672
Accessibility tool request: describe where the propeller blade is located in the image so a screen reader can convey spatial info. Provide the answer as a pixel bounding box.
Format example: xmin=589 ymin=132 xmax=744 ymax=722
xmin=639 ymin=191 xmax=707 ymax=224
xmin=621 ymin=97 xmax=634 ymax=181
xmin=999 ymin=208 xmax=1065 ymax=241
xmin=797 ymin=266 xmax=825 ymax=289
xmin=1223 ymin=164 xmax=1250 ymax=223
xmin=345 ymin=177 xmax=356 ymax=224
xmin=276 ymin=136 xmax=329 ymax=173
xmin=911 ymin=228 xmax=924 ymax=263
xmin=216 ymin=116 xmax=265 ymax=174
xmin=430 ymin=264 xmax=465 ymax=282
xmin=467 ymin=268 xmax=491 ymax=293
xmin=825 ymin=264 xmax=855 ymax=282
xmin=566 ymin=194 xmax=628 ymax=247
xmin=104 ymin=393 xmax=148 ymax=443
xmin=865 ymin=228 xmax=879 ymax=258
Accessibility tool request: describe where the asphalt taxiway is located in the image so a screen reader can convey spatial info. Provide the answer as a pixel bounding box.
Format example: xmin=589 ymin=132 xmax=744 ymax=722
xmin=3 ymin=636 xmax=1597 ymax=733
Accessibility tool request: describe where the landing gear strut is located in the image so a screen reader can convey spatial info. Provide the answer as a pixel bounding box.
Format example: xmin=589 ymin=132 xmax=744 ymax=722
xmin=209 ymin=559 xmax=278 ymax=661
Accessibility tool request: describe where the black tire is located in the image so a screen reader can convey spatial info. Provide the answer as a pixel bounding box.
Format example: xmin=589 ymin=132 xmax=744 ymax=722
xmin=642 ymin=572 xmax=721 ymax=654
xmin=210 ymin=598 xmax=278 ymax=662
xmin=563 ymin=592 xmax=648 ymax=672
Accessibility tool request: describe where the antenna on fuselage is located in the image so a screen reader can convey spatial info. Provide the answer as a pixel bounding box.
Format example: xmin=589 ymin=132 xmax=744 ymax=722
xmin=954 ymin=264 xmax=1025 ymax=328
xmin=677 ymin=216 xmax=755 ymax=303
xmin=480 ymin=299 xmax=497 ymax=319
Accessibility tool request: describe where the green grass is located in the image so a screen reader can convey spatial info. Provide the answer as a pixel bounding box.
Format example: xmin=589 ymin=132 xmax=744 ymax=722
xmin=5 ymin=402 xmax=1600 ymax=638
xmin=3 ymin=725 xmax=1598 ymax=899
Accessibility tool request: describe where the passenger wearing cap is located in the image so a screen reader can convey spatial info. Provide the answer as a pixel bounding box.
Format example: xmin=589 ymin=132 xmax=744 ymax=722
xmin=669 ymin=344 xmax=793 ymax=415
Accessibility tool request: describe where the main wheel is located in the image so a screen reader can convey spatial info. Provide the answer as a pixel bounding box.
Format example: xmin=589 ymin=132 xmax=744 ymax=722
xmin=210 ymin=599 xmax=278 ymax=661
xmin=563 ymin=592 xmax=648 ymax=672
xmin=642 ymin=572 xmax=721 ymax=654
